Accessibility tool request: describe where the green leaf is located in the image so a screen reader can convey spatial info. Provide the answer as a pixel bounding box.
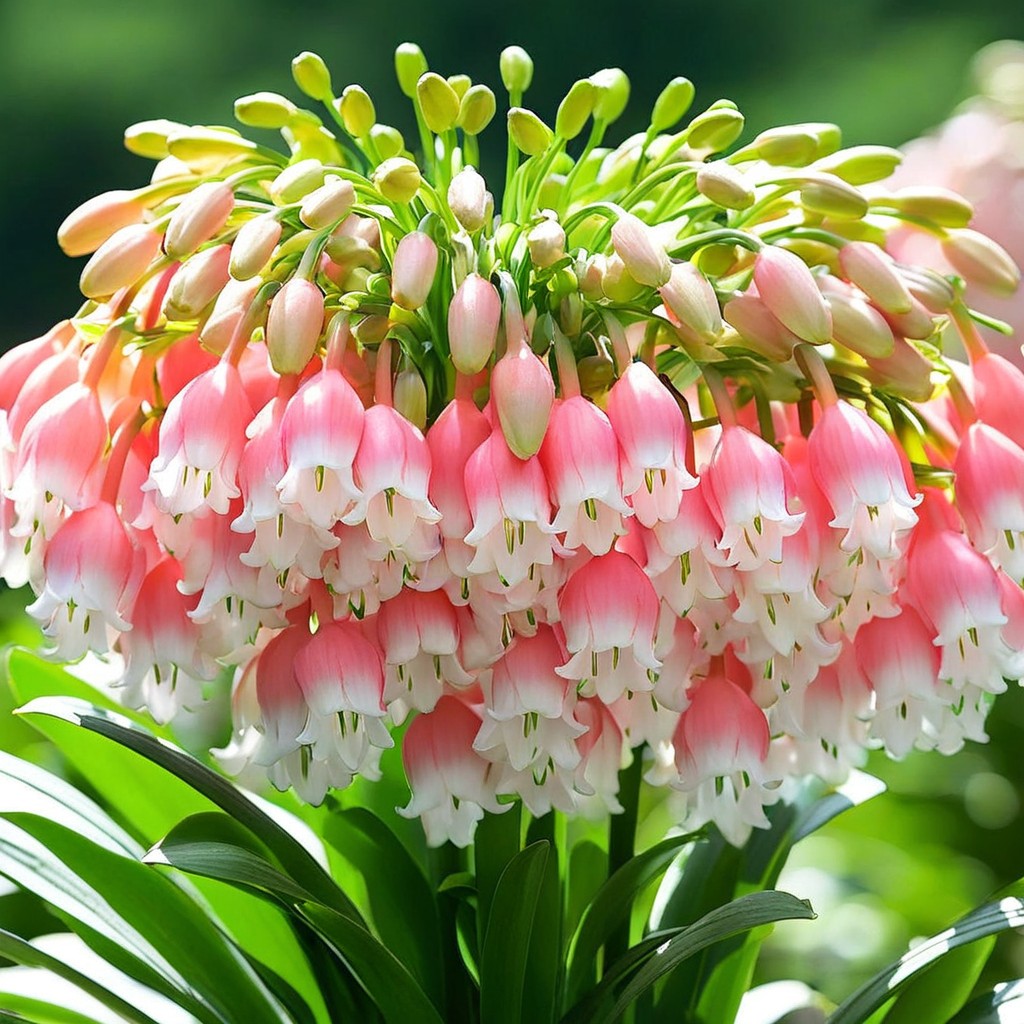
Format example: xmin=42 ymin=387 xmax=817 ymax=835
xmin=566 ymin=832 xmax=697 ymax=1006
xmin=299 ymin=904 xmax=445 ymax=1024
xmin=17 ymin=696 xmax=361 ymax=923
xmin=479 ymin=841 xmax=550 ymax=1024
xmin=146 ymin=811 xmax=318 ymax=904
xmin=0 ymin=928 xmax=161 ymax=1024
xmin=597 ymin=890 xmax=815 ymax=1024
xmin=522 ymin=816 xmax=561 ymax=1024
xmin=950 ymin=979 xmax=1024 ymax=1023
xmin=473 ymin=803 xmax=522 ymax=945
xmin=882 ymin=938 xmax=996 ymax=1024
xmin=829 ymin=896 xmax=1024 ymax=1024
xmin=0 ymin=995 xmax=106 ymax=1024
xmin=0 ymin=812 xmax=289 ymax=1024
xmin=322 ymin=807 xmax=443 ymax=1007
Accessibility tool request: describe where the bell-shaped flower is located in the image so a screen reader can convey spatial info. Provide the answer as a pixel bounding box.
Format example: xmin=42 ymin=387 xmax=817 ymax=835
xmin=573 ymin=698 xmax=628 ymax=817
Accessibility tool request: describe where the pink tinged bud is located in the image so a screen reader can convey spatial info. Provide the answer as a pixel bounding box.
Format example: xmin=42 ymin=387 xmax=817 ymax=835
xmin=391 ymin=231 xmax=438 ymax=310
xmin=659 ymin=261 xmax=722 ymax=345
xmin=753 ymin=246 xmax=832 ymax=344
xmin=491 ymin=341 xmax=555 ymax=459
xmin=807 ymin=401 xmax=920 ymax=559
xmin=448 ymin=167 xmax=489 ymax=232
xmin=426 ymin=398 xmax=490 ymax=540
xmin=144 ymin=362 xmax=254 ymax=516
xmin=294 ymin=621 xmax=386 ymax=717
xmin=605 ymin=361 xmax=697 ymax=526
xmin=398 ymin=694 xmax=503 ymax=848
xmin=539 ymin=396 xmax=632 ymax=555
xmin=299 ymin=177 xmax=356 ymax=230
xmin=79 ymin=223 xmax=163 ymax=299
xmin=611 ymin=212 xmax=671 ymax=288
xmin=879 ymin=295 xmax=936 ymax=341
xmin=941 ymin=228 xmax=1020 ymax=297
xmin=164 ymin=181 xmax=235 ymax=259
xmin=722 ymin=292 xmax=799 ymax=361
xmin=838 ymin=242 xmax=913 ymax=314
xmin=200 ymin=277 xmax=260 ymax=355
xmin=163 ymin=244 xmax=231 ymax=320
xmin=278 ymin=368 xmax=365 ymax=530
xmin=822 ymin=289 xmax=895 ymax=359
xmin=267 ymin=279 xmax=325 ymax=375
xmin=527 ymin=219 xmax=566 ymax=269
xmin=448 ymin=274 xmax=500 ymax=374
xmin=58 ymin=189 xmax=147 ymax=257
xmin=704 ymin=425 xmax=805 ymax=571
xmin=972 ymin=353 xmax=1024 ymax=450
xmin=230 ymin=214 xmax=282 ymax=280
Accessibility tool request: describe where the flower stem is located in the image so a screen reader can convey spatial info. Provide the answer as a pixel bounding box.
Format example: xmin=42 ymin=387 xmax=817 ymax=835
xmin=605 ymin=747 xmax=644 ymax=972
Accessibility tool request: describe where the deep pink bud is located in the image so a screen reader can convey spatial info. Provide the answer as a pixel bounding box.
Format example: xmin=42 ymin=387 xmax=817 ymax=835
xmin=448 ymin=274 xmax=500 ymax=375
xmin=267 ymin=279 xmax=325 ymax=375
xmin=391 ymin=231 xmax=438 ymax=310
xmin=753 ymin=245 xmax=832 ymax=344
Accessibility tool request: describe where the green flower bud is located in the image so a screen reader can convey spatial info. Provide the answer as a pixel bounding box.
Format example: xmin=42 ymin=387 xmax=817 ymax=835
xmin=814 ymin=145 xmax=903 ymax=185
xmin=687 ymin=104 xmax=745 ymax=152
xmin=270 ymin=159 xmax=326 ymax=204
xmin=883 ymin=187 xmax=974 ymax=229
xmin=590 ymin=68 xmax=630 ymax=123
xmin=337 ymin=85 xmax=376 ymax=138
xmin=508 ymin=107 xmax=553 ymax=156
xmin=234 ymin=92 xmax=297 ymax=129
xmin=448 ymin=74 xmax=471 ymax=100
xmin=395 ymin=42 xmax=428 ymax=98
xmin=942 ymin=228 xmax=1021 ymax=296
xmin=651 ymin=76 xmax=695 ymax=131
xmin=300 ymin=177 xmax=356 ymax=229
xmin=458 ymin=85 xmax=497 ymax=135
xmin=417 ymin=72 xmax=461 ymax=133
xmin=800 ymin=122 xmax=843 ymax=157
xmin=500 ymin=45 xmax=534 ymax=94
xmin=124 ymin=119 xmax=184 ymax=160
xmin=373 ymin=157 xmax=422 ymax=203
xmin=166 ymin=127 xmax=258 ymax=173
xmin=291 ymin=51 xmax=333 ymax=102
xmin=746 ymin=125 xmax=819 ymax=166
xmin=696 ymin=161 xmax=755 ymax=210
xmin=371 ymin=123 xmax=405 ymax=160
xmin=799 ymin=173 xmax=869 ymax=220
xmin=282 ymin=120 xmax=343 ymax=165
xmin=394 ymin=366 xmax=428 ymax=429
xmin=555 ymin=80 xmax=595 ymax=140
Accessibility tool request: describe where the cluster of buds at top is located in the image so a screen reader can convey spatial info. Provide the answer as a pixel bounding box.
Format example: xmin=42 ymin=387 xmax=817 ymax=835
xmin=5 ymin=43 xmax=1022 ymax=847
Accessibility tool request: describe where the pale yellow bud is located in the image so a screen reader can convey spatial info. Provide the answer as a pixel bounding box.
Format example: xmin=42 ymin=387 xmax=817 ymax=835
xmin=230 ymin=213 xmax=282 ymax=281
xmin=448 ymin=75 xmax=471 ymax=100
xmin=417 ymin=73 xmax=461 ymax=134
xmin=338 ymin=85 xmax=376 ymax=138
xmin=687 ymin=103 xmax=745 ymax=152
xmin=234 ymin=92 xmax=297 ymax=129
xmin=371 ymin=123 xmax=405 ymax=160
xmin=394 ymin=367 xmax=428 ymax=429
xmin=746 ymin=125 xmax=819 ymax=166
xmin=590 ymin=68 xmax=630 ymax=123
xmin=881 ymin=187 xmax=974 ymax=228
xmin=695 ymin=161 xmax=754 ymax=210
xmin=459 ymin=85 xmax=497 ymax=135
xmin=373 ymin=157 xmax=422 ymax=203
xmin=270 ymin=159 xmax=326 ymax=204
xmin=500 ymin=45 xmax=533 ymax=94
xmin=651 ymin=77 xmax=695 ymax=131
xmin=814 ymin=145 xmax=903 ymax=185
xmin=660 ymin=261 xmax=722 ymax=344
xmin=166 ymin=127 xmax=258 ymax=173
xmin=527 ymin=219 xmax=566 ymax=268
xmin=942 ymin=229 xmax=1021 ymax=296
xmin=292 ymin=51 xmax=333 ymax=102
xmin=556 ymin=80 xmax=595 ymax=140
xmin=395 ymin=43 xmax=428 ymax=99
xmin=799 ymin=173 xmax=869 ymax=220
xmin=448 ymin=167 xmax=489 ymax=232
xmin=124 ymin=119 xmax=184 ymax=160
xmin=508 ymin=108 xmax=553 ymax=156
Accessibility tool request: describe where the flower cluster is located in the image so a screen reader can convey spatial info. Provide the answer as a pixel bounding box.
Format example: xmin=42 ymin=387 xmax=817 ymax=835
xmin=4 ymin=45 xmax=1022 ymax=847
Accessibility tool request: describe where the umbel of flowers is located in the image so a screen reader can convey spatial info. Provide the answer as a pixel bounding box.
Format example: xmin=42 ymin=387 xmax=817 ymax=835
xmin=4 ymin=44 xmax=1022 ymax=848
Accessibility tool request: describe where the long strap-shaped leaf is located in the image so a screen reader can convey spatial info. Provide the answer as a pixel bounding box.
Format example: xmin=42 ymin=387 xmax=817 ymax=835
xmin=0 ymin=929 xmax=162 ymax=1024
xmin=828 ymin=896 xmax=1024 ymax=1024
xmin=17 ymin=696 xmax=361 ymax=924
xmin=299 ymin=905 xmax=445 ymax=1024
xmin=583 ymin=890 xmax=815 ymax=1024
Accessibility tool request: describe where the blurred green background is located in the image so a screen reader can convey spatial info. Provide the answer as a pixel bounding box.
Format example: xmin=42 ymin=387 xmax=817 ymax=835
xmin=4 ymin=0 xmax=1024 ymax=1008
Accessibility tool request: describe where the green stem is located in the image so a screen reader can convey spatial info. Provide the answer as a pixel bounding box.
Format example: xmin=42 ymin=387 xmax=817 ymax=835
xmin=429 ymin=843 xmax=478 ymax=1024
xmin=605 ymin=748 xmax=644 ymax=973
xmin=502 ymin=89 xmax=524 ymax=219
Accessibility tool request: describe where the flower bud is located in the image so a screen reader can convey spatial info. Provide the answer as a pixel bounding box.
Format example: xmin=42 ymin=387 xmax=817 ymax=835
xmin=695 ymin=161 xmax=754 ymax=210
xmin=230 ymin=213 xmax=282 ymax=280
xmin=417 ymin=72 xmax=461 ymax=133
xmin=651 ymin=76 xmax=695 ymax=131
xmin=799 ymin=173 xmax=869 ymax=220
xmin=79 ymin=224 xmax=163 ymax=299
xmin=165 ymin=127 xmax=258 ymax=172
xmin=123 ymin=119 xmax=184 ymax=159
xmin=325 ymin=231 xmax=381 ymax=271
xmin=291 ymin=51 xmax=333 ymax=102
xmin=283 ymin=120 xmax=343 ymax=165
xmin=801 ymin=122 xmax=843 ymax=156
xmin=491 ymin=344 xmax=555 ymax=459
xmin=942 ymin=229 xmax=1021 ymax=296
xmin=270 ymin=159 xmax=326 ymax=204
xmin=863 ymin=336 xmax=935 ymax=402
xmin=395 ymin=42 xmax=429 ymax=99
xmin=661 ymin=261 xmax=722 ymax=344
xmin=508 ymin=108 xmax=554 ymax=156
xmin=500 ymin=45 xmax=533 ymax=94
xmin=267 ymin=278 xmax=324 ymax=374
xmin=163 ymin=243 xmax=231 ymax=320
xmin=234 ymin=91 xmax=297 ymax=129
xmin=556 ymin=80 xmax=595 ymax=140
xmin=448 ymin=167 xmax=489 ymax=232
xmin=753 ymin=245 xmax=832 ymax=344
xmin=58 ymin=189 xmax=147 ymax=257
xmin=814 ymin=145 xmax=903 ymax=185
xmin=527 ymin=219 xmax=566 ymax=269
xmin=394 ymin=367 xmax=427 ymax=430
xmin=458 ymin=85 xmax=497 ymax=135
xmin=199 ymin=277 xmax=260 ymax=354
xmin=448 ymin=74 xmax=471 ymax=100
xmin=881 ymin=295 xmax=937 ymax=341
xmin=164 ymin=181 xmax=235 ymax=259
xmin=723 ymin=292 xmax=799 ymax=361
xmin=590 ymin=68 xmax=630 ymax=123
xmin=899 ymin=267 xmax=956 ymax=313
xmin=687 ymin=103 xmax=744 ymax=152
xmin=611 ymin=212 xmax=671 ymax=288
xmin=822 ymin=289 xmax=895 ymax=359
xmin=448 ymin=273 xmax=500 ymax=374
xmin=373 ymin=157 xmax=421 ymax=203
xmin=838 ymin=242 xmax=913 ymax=314
xmin=337 ymin=85 xmax=376 ymax=138
xmin=391 ymin=231 xmax=438 ymax=310
xmin=884 ymin=186 xmax=974 ymax=229
xmin=746 ymin=125 xmax=819 ymax=166
xmin=370 ymin=123 xmax=405 ymax=159
xmin=600 ymin=255 xmax=643 ymax=303
xmin=300 ymin=177 xmax=356 ymax=229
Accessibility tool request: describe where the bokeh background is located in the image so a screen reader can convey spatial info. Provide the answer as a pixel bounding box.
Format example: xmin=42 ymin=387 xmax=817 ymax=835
xmin=3 ymin=0 xmax=1024 ymax=1008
